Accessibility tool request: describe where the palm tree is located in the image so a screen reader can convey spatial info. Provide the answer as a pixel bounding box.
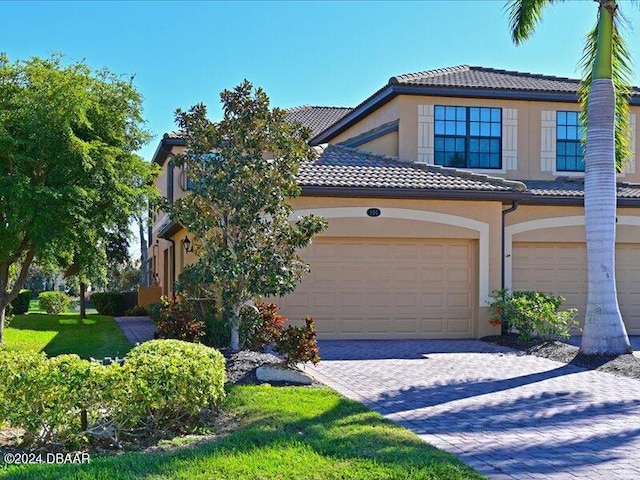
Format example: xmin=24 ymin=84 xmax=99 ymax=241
xmin=507 ymin=0 xmax=633 ymax=354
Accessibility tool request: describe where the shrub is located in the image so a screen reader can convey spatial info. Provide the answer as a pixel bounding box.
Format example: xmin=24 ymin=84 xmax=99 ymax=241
xmin=91 ymin=292 xmax=125 ymax=316
xmin=0 ymin=340 xmax=226 ymax=447
xmin=240 ymin=302 xmax=287 ymax=351
xmin=0 ymin=350 xmax=100 ymax=446
xmin=148 ymin=302 xmax=163 ymax=323
xmin=204 ymin=316 xmax=232 ymax=349
xmin=10 ymin=289 xmax=31 ymax=315
xmin=489 ymin=289 xmax=579 ymax=341
xmin=119 ymin=340 xmax=226 ymax=432
xmin=38 ymin=291 xmax=71 ymax=315
xmin=275 ymin=316 xmax=320 ymax=367
xmin=155 ymin=297 xmax=205 ymax=343
xmin=124 ymin=305 xmax=149 ymax=316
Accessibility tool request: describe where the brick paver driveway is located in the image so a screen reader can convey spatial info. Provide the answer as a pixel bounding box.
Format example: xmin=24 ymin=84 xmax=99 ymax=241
xmin=306 ymin=340 xmax=640 ymax=480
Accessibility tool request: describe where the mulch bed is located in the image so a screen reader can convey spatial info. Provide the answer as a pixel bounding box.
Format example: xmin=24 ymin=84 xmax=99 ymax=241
xmin=482 ymin=334 xmax=640 ymax=380
xmin=221 ymin=349 xmax=282 ymax=385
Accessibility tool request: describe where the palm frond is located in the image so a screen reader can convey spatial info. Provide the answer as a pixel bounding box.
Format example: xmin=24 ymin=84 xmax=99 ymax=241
xmin=578 ymin=8 xmax=633 ymax=171
xmin=506 ymin=0 xmax=557 ymax=45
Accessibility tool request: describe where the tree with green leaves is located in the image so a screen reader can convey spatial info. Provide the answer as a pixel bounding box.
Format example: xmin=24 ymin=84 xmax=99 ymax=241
xmin=507 ymin=0 xmax=633 ymax=354
xmin=171 ymin=80 xmax=327 ymax=350
xmin=0 ymin=54 xmax=156 ymax=343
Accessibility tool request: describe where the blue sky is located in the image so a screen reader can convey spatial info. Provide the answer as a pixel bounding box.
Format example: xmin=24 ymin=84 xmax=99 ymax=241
xmin=4 ymin=0 xmax=640 ymax=163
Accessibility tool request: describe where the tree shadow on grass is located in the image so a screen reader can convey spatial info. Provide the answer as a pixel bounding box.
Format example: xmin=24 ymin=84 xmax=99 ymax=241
xmin=6 ymin=314 xmax=131 ymax=359
xmin=1 ymin=387 xmax=483 ymax=480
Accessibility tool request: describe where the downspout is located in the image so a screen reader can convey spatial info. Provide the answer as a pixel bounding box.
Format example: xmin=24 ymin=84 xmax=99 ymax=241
xmin=501 ymin=200 xmax=519 ymax=334
xmin=167 ymin=238 xmax=176 ymax=298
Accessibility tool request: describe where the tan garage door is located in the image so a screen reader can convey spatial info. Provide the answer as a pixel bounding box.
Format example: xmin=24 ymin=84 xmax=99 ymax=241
xmin=277 ymin=237 xmax=476 ymax=339
xmin=512 ymin=242 xmax=640 ymax=334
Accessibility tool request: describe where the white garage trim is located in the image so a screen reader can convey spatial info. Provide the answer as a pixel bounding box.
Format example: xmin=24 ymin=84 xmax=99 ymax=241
xmin=291 ymin=207 xmax=490 ymax=306
xmin=505 ymin=215 xmax=640 ymax=288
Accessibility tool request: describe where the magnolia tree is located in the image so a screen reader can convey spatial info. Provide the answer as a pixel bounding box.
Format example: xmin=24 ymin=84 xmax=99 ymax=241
xmin=0 ymin=55 xmax=155 ymax=342
xmin=172 ymin=81 xmax=326 ymax=350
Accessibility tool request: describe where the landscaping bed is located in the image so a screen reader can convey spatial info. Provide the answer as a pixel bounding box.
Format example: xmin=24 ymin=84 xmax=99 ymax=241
xmin=482 ymin=334 xmax=640 ymax=380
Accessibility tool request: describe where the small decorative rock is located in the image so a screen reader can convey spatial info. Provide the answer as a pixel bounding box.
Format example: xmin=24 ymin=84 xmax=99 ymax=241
xmin=255 ymin=365 xmax=313 ymax=385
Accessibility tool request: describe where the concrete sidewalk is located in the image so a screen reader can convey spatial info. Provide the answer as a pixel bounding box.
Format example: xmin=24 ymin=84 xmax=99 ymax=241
xmin=114 ymin=316 xmax=155 ymax=345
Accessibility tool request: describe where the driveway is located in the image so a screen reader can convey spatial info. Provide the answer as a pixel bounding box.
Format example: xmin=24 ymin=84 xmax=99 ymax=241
xmin=306 ymin=340 xmax=640 ymax=480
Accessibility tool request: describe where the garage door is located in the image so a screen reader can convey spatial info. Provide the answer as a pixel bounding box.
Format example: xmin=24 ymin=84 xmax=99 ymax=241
xmin=277 ymin=237 xmax=476 ymax=339
xmin=512 ymin=242 xmax=640 ymax=334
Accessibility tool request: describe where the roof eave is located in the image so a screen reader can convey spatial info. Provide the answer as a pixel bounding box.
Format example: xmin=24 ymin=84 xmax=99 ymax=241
xmin=151 ymin=136 xmax=187 ymax=166
xmin=300 ymin=185 xmax=524 ymax=201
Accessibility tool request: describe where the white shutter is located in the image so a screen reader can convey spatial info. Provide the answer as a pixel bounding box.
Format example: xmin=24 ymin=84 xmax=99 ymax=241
xmin=418 ymin=105 xmax=434 ymax=164
xmin=625 ymin=113 xmax=636 ymax=174
xmin=502 ymin=108 xmax=518 ymax=170
xmin=541 ymin=110 xmax=556 ymax=172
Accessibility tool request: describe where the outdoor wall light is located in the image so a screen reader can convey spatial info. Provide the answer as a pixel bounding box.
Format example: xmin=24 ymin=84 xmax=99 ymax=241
xmin=183 ymin=236 xmax=194 ymax=253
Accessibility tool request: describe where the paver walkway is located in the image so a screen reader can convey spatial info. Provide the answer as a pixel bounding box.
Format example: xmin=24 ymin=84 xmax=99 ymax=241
xmin=306 ymin=340 xmax=640 ymax=480
xmin=114 ymin=316 xmax=155 ymax=344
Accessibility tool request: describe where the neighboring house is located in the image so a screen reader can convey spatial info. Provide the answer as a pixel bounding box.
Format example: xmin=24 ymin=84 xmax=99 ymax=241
xmin=150 ymin=65 xmax=640 ymax=340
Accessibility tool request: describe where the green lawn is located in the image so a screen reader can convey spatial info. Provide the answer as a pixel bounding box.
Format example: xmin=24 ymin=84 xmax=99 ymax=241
xmin=3 ymin=313 xmax=132 ymax=359
xmin=1 ymin=385 xmax=483 ymax=479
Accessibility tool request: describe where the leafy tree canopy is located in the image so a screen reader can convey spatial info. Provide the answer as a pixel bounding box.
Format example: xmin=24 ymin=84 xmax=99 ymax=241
xmin=0 ymin=54 xmax=157 ymax=342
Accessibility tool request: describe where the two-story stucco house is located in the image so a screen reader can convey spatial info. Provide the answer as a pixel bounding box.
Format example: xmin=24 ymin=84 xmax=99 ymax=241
xmin=149 ymin=65 xmax=640 ymax=340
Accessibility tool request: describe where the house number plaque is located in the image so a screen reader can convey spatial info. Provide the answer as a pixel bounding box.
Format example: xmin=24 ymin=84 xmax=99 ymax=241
xmin=366 ymin=208 xmax=381 ymax=217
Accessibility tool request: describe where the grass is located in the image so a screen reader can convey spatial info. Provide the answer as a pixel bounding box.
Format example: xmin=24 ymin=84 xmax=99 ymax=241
xmin=0 ymin=385 xmax=483 ymax=479
xmin=4 ymin=312 xmax=132 ymax=359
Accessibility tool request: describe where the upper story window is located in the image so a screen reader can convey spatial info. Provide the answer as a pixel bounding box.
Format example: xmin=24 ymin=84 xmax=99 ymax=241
xmin=434 ymin=105 xmax=502 ymax=169
xmin=556 ymin=111 xmax=584 ymax=172
xmin=180 ymin=164 xmax=194 ymax=191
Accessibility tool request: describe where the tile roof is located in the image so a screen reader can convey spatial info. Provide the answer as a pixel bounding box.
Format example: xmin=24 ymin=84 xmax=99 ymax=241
xmin=161 ymin=106 xmax=352 ymax=143
xmin=285 ymin=105 xmax=353 ymax=138
xmin=524 ymin=179 xmax=640 ymax=199
xmin=297 ymin=144 xmax=526 ymax=193
xmin=390 ymin=65 xmax=640 ymax=96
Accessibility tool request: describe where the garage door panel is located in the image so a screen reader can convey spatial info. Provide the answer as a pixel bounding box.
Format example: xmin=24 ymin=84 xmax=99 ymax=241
xmin=513 ymin=242 xmax=640 ymax=335
xmin=277 ymin=237 xmax=476 ymax=339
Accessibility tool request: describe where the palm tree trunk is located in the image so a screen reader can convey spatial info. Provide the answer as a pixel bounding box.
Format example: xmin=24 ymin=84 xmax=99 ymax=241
xmin=581 ymin=77 xmax=631 ymax=354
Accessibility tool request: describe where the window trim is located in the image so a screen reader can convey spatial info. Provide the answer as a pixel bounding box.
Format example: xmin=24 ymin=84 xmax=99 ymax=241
xmin=433 ymin=105 xmax=503 ymax=171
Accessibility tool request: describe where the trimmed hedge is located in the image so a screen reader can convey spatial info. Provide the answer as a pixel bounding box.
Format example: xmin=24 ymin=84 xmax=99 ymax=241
xmin=91 ymin=292 xmax=125 ymax=316
xmin=0 ymin=340 xmax=226 ymax=447
xmin=10 ymin=289 xmax=31 ymax=314
xmin=38 ymin=291 xmax=71 ymax=315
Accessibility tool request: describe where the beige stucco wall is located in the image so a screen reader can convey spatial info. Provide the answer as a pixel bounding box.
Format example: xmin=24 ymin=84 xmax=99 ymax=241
xmin=332 ymin=99 xmax=401 ymax=145
xmin=333 ymin=95 xmax=640 ymax=183
xmin=357 ymin=131 xmax=399 ymax=157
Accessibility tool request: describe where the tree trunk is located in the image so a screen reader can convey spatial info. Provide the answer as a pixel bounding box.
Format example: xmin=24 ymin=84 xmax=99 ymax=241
xmin=139 ymin=215 xmax=149 ymax=287
xmin=230 ymin=304 xmax=241 ymax=351
xmin=581 ymin=78 xmax=632 ymax=354
xmin=80 ymin=281 xmax=86 ymax=319
xmin=0 ymin=305 xmax=5 ymax=346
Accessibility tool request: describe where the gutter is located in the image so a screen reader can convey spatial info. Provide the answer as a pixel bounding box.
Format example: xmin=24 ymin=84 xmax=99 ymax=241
xmin=501 ymin=200 xmax=519 ymax=335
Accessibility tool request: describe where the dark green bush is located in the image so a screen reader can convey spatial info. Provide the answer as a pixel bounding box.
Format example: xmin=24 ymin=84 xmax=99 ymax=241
xmin=204 ymin=316 xmax=232 ymax=348
xmin=148 ymin=302 xmax=163 ymax=323
xmin=10 ymin=289 xmax=31 ymax=315
xmin=91 ymin=292 xmax=125 ymax=316
xmin=38 ymin=291 xmax=71 ymax=315
xmin=124 ymin=305 xmax=149 ymax=316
